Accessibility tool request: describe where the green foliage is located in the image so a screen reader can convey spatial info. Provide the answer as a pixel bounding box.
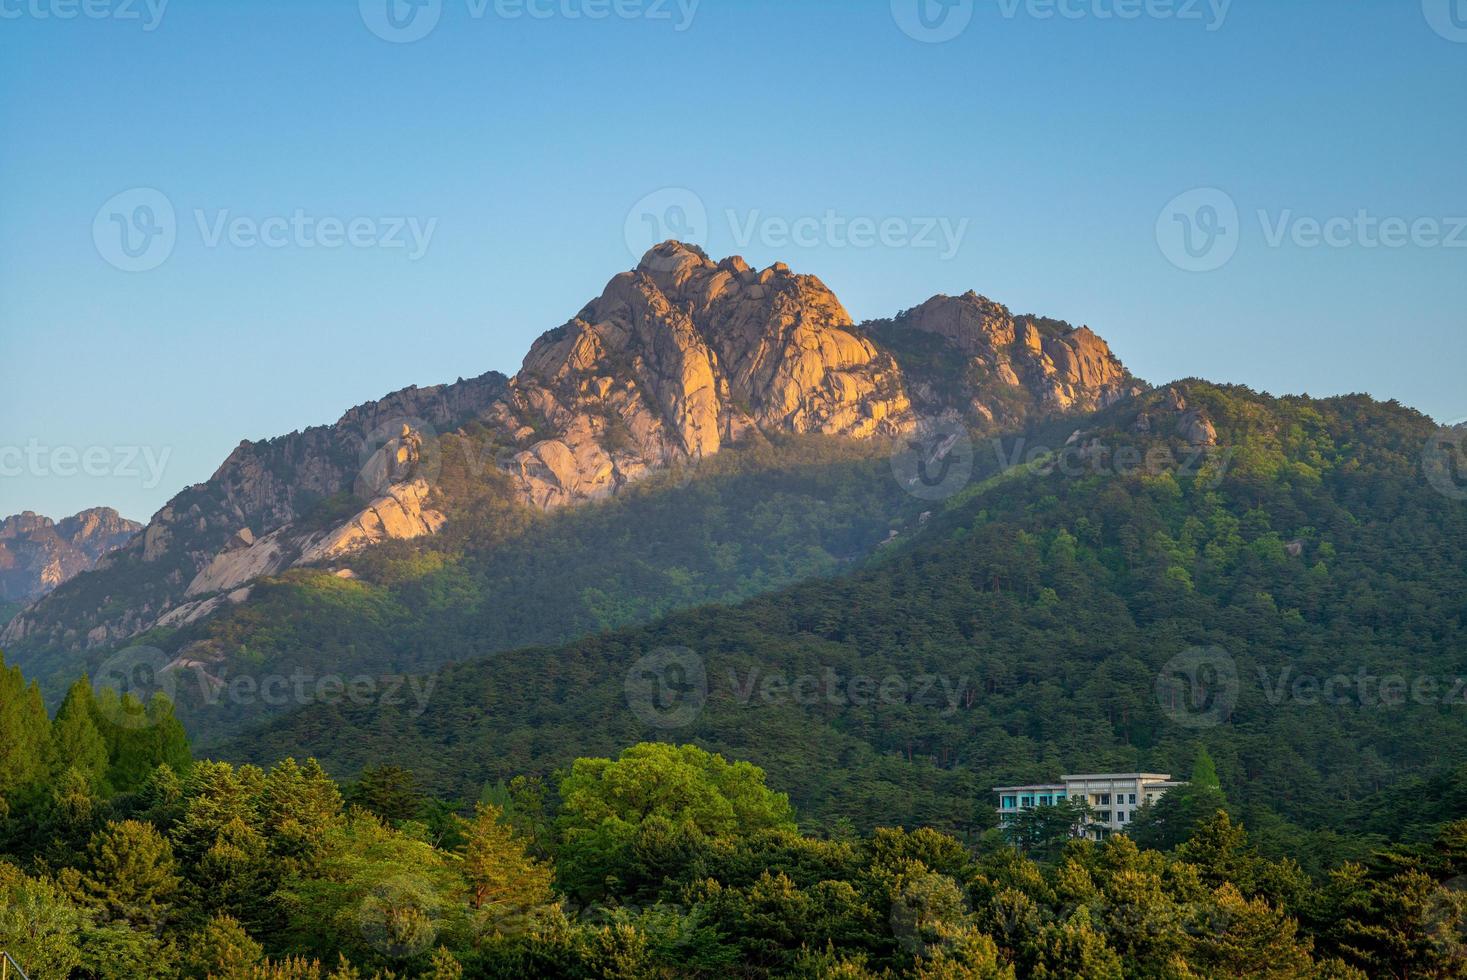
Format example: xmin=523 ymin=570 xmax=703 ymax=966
xmin=70 ymin=818 xmax=182 ymax=929
xmin=346 ymin=764 xmax=426 ymax=825
xmin=0 ymin=688 xmax=1461 ymax=980
xmin=0 ymin=653 xmax=51 ymax=799
xmin=556 ymin=743 xmax=796 ymax=902
xmin=0 ymin=861 xmax=85 ymax=978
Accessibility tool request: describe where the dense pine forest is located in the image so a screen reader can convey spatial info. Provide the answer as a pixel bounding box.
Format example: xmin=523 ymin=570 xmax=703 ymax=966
xmin=2 ymin=659 xmax=1465 ymax=978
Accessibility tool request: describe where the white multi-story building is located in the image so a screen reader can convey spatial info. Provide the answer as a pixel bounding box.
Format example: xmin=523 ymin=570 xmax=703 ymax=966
xmin=993 ymin=773 xmax=1186 ymax=839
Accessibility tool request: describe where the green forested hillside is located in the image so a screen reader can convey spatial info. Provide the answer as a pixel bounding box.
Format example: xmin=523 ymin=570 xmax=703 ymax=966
xmin=12 ymin=436 xmax=945 ymax=748
xmin=222 ymin=383 xmax=1467 ymax=865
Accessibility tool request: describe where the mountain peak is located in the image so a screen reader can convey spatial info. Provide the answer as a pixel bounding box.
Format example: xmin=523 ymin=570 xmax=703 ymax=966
xmin=0 ymin=506 xmax=141 ymax=604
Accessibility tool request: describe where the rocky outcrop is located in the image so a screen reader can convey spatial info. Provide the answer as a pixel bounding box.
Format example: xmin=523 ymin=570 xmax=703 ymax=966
xmin=492 ymin=242 xmax=912 ymax=507
xmin=889 ymin=291 xmax=1142 ymax=425
xmin=0 ymin=508 xmax=141 ymax=603
xmin=5 ymin=242 xmax=1147 ymax=652
xmin=2 ymin=373 xmax=506 ymax=649
xmin=296 ymin=479 xmax=445 ymax=565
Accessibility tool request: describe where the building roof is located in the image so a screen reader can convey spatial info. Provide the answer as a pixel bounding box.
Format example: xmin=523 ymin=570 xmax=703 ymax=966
xmin=993 ymin=773 xmax=1183 ymax=793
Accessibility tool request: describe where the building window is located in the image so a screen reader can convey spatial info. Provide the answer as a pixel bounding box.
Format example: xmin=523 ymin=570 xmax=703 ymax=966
xmin=1002 ymin=796 xmax=1017 ymax=809
xmin=1039 ymin=795 xmax=1051 ymax=806
xmin=1129 ymin=793 xmax=1136 ymax=804
xmin=1099 ymin=794 xmax=1111 ymax=805
xmin=1117 ymin=811 xmax=1126 ymax=823
xmin=1021 ymin=796 xmax=1033 ymax=808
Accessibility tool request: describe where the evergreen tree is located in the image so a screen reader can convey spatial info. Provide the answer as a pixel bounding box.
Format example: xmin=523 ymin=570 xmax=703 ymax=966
xmin=73 ymin=819 xmax=182 ymax=930
xmin=0 ymin=654 xmax=51 ymax=800
xmin=459 ymin=802 xmax=555 ymax=932
xmin=346 ymin=764 xmax=425 ymax=824
xmin=48 ymin=677 xmax=111 ymax=790
xmin=180 ymin=914 xmax=265 ymax=979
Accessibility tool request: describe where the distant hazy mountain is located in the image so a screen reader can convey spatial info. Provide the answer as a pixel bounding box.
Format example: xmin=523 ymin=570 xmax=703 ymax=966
xmin=0 ymin=508 xmax=140 ymax=606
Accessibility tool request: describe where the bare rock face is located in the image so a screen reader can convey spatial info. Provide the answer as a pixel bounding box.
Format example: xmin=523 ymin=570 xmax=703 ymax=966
xmin=6 ymin=242 xmax=1147 ymax=651
xmin=893 ymin=291 xmax=1142 ymax=424
xmin=1178 ymin=409 xmax=1219 ymax=447
xmin=296 ymin=479 xmax=445 ymax=565
xmin=0 ymin=508 xmax=141 ymax=603
xmin=2 ymin=372 xmax=507 ymax=649
xmin=495 ymin=242 xmax=912 ymax=507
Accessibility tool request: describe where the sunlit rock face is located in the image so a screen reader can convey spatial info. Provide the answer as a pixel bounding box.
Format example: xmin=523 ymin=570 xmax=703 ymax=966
xmin=497 ymin=242 xmax=914 ymax=508
xmin=892 ymin=291 xmax=1142 ymax=426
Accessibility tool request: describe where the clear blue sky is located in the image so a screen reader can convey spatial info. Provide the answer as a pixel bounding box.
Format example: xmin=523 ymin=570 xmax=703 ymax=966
xmin=2 ymin=0 xmax=1464 ymax=522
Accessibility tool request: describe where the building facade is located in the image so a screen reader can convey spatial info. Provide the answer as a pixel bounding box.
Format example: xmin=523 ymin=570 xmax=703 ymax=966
xmin=993 ymin=773 xmax=1186 ymax=839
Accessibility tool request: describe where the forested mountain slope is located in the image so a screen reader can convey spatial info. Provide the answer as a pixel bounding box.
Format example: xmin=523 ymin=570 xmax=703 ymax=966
xmin=223 ymin=382 xmax=1467 ymax=860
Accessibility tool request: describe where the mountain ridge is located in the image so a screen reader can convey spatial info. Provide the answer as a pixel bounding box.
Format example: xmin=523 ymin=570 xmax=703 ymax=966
xmin=3 ymin=241 xmax=1143 ymax=654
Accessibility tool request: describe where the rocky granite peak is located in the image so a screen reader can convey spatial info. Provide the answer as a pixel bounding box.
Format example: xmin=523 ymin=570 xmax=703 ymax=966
xmin=497 ymin=241 xmax=911 ymax=507
xmin=890 ymin=291 xmax=1141 ymax=425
